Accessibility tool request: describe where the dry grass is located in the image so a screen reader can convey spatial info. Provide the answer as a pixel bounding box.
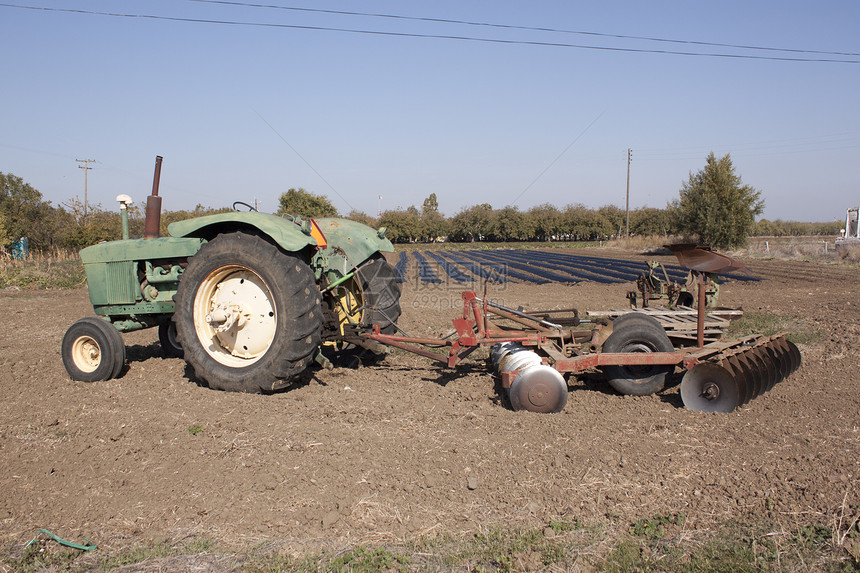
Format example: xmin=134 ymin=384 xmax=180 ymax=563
xmin=604 ymin=234 xmax=858 ymax=265
xmin=0 ymin=247 xmax=85 ymax=289
xmin=741 ymin=236 xmax=841 ymax=260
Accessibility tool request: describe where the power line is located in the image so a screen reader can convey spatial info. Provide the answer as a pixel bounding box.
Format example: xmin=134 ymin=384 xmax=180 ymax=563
xmin=187 ymin=0 xmax=860 ymax=59
xmin=2 ymin=3 xmax=858 ymax=64
xmin=509 ymin=111 xmax=605 ymax=207
xmin=253 ymin=110 xmax=356 ymax=213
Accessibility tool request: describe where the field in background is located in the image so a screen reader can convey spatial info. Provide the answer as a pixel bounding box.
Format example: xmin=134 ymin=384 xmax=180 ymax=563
xmin=1 ymin=235 xmax=852 ymax=291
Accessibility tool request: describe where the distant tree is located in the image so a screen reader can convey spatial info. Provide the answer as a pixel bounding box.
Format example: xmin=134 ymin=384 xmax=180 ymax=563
xmin=344 ymin=209 xmax=378 ymax=228
xmin=420 ymin=209 xmax=448 ymax=242
xmin=629 ymin=207 xmax=671 ymax=237
xmin=0 ymin=172 xmax=49 ymax=246
xmin=673 ymin=152 xmax=764 ymax=249
xmin=562 ymin=203 xmax=609 ymax=240
xmin=752 ymin=218 xmax=842 ymax=237
xmin=493 ymin=206 xmax=532 ymax=241
xmin=277 ymin=188 xmax=338 ymax=218
xmin=526 ymin=204 xmax=562 ymax=241
xmin=379 ymin=208 xmax=422 ymax=243
xmin=597 ymin=205 xmax=626 ymax=238
xmin=449 ymin=203 xmax=495 ymax=242
xmin=422 ymin=193 xmax=439 ymax=214
xmin=56 ymin=201 xmax=119 ymax=248
xmin=0 ymin=210 xmax=11 ymax=246
xmin=159 ymin=204 xmax=231 ymax=237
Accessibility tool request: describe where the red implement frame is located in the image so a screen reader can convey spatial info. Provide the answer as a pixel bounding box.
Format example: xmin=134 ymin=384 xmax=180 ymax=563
xmin=362 ymin=290 xmax=756 ymax=383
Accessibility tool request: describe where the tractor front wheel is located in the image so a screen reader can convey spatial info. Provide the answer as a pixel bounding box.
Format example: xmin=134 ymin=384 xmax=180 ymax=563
xmin=61 ymin=317 xmax=125 ymax=382
xmin=173 ymin=232 xmax=322 ymax=393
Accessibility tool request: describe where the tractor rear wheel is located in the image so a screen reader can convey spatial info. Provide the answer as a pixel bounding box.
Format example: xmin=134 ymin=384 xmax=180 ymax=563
xmin=601 ymin=320 xmax=674 ymax=396
xmin=356 ymin=254 xmax=401 ymax=334
xmin=173 ymin=232 xmax=322 ymax=393
xmin=322 ymin=253 xmax=401 ymax=363
xmin=61 ymin=317 xmax=125 ymax=382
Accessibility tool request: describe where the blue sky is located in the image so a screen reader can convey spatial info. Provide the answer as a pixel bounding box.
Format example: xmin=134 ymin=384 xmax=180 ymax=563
xmin=2 ymin=1 xmax=858 ymax=222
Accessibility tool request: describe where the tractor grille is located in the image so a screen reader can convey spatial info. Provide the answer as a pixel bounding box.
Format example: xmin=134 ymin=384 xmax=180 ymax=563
xmin=85 ymin=261 xmax=138 ymax=305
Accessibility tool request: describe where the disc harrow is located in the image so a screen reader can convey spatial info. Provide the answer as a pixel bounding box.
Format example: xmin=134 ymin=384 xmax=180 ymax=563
xmin=680 ymin=334 xmax=801 ymax=412
xmin=359 ymin=245 xmax=800 ymax=414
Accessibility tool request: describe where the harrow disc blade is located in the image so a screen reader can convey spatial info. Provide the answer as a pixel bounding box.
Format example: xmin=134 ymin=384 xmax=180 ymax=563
xmin=508 ymin=365 xmax=568 ymax=413
xmin=769 ymin=338 xmax=792 ymax=379
xmin=735 ymin=352 xmax=763 ymax=399
xmin=785 ymin=339 xmax=802 ymax=373
xmin=750 ymin=347 xmax=779 ymax=393
xmin=681 ymin=363 xmax=741 ymax=413
xmin=723 ymin=356 xmax=753 ymax=406
xmin=761 ymin=344 xmax=787 ymax=391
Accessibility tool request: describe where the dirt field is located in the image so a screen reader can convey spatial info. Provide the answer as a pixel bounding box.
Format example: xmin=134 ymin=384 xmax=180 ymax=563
xmin=1 ymin=248 xmax=858 ymax=560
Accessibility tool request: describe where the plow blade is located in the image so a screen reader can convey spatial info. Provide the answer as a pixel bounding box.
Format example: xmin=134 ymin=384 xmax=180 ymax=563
xmin=681 ymin=336 xmax=801 ymax=412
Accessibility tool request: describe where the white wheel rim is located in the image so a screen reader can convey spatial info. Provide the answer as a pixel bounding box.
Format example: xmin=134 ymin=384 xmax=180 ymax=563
xmin=193 ymin=265 xmax=277 ymax=367
xmin=72 ymin=335 xmax=101 ymax=373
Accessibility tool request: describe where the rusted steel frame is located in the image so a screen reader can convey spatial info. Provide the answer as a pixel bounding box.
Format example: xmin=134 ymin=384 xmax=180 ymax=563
xmin=366 ymin=332 xmax=486 ymax=368
xmin=696 ymin=275 xmax=706 ymax=347
xmin=485 ymin=304 xmax=558 ymax=333
xmin=367 ymin=332 xmax=467 ymax=367
xmin=483 ymin=302 xmax=560 ymax=333
xmin=452 ymin=344 xmax=480 ymax=367
xmin=372 ymin=337 xmax=452 ymax=365
xmin=551 ymin=350 xmax=687 ymax=373
xmin=710 ymin=332 xmax=789 ymax=362
xmin=461 ymin=291 xmax=487 ymax=338
xmin=500 ymin=369 xmax=517 ymax=389
xmin=677 ymin=333 xmax=787 ymax=372
xmin=461 ymin=290 xmax=561 ymax=335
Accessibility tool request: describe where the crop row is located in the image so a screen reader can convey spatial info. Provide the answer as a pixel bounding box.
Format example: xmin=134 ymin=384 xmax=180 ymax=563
xmin=392 ymin=249 xmax=757 ymax=285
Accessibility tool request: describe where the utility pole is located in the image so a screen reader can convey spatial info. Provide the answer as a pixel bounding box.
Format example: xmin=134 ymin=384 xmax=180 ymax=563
xmin=76 ymin=158 xmax=96 ymax=218
xmin=625 ymin=148 xmax=632 ymax=238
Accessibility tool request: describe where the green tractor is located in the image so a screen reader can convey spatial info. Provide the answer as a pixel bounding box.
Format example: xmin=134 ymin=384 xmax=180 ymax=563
xmin=61 ymin=157 xmax=401 ymax=392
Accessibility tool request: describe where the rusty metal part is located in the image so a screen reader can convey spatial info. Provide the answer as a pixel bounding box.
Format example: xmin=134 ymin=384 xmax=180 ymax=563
xmin=666 ymin=244 xmax=748 ymax=274
xmin=681 ymin=333 xmax=801 ymax=412
xmin=361 ymin=288 xmax=801 ymax=413
xmin=144 ymin=156 xmax=163 ymax=239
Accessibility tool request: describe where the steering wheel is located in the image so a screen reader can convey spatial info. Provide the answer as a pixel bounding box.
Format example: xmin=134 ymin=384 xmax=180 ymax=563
xmin=232 ymin=201 xmax=257 ymax=212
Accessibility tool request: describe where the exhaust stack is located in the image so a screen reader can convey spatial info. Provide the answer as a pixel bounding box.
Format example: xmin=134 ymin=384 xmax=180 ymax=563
xmin=144 ymin=155 xmax=163 ymax=239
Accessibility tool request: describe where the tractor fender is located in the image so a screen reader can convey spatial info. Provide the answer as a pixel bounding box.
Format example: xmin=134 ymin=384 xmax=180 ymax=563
xmin=167 ymin=212 xmax=317 ymax=253
xmin=314 ymin=217 xmax=394 ymax=268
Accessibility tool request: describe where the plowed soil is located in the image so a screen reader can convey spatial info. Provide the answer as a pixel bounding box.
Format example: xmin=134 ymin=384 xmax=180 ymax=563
xmin=1 ymin=249 xmax=858 ymax=557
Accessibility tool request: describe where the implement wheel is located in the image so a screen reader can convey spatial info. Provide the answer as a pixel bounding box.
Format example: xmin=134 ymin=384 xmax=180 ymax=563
xmin=601 ymin=320 xmax=674 ymax=396
xmin=174 ymin=232 xmax=322 ymax=393
xmin=61 ymin=317 xmax=125 ymax=382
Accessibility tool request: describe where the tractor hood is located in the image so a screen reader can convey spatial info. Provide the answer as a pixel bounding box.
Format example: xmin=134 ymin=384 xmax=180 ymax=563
xmin=167 ymin=212 xmax=317 ymax=253
xmin=314 ymin=217 xmax=394 ymax=262
xmin=167 ymin=212 xmax=393 ymax=270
